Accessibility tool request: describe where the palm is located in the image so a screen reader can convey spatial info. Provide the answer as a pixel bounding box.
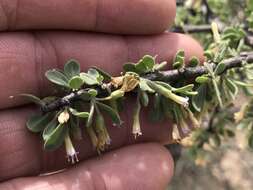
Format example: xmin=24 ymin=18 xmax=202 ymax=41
xmin=0 ymin=0 xmax=203 ymax=189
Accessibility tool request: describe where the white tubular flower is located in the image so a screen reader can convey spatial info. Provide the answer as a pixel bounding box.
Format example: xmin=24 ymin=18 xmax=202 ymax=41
xmin=167 ymin=92 xmax=189 ymax=108
xmin=132 ymin=99 xmax=142 ymax=139
xmin=147 ymin=81 xmax=189 ymax=108
xmin=58 ymin=110 xmax=70 ymax=124
xmin=64 ymin=133 xmax=79 ymax=164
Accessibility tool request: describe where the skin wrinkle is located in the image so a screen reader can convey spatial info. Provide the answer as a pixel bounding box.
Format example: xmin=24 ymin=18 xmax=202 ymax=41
xmin=93 ymin=0 xmax=99 ymax=31
xmin=32 ymin=33 xmax=45 ymax=99
xmin=12 ymin=0 xmax=19 ymax=30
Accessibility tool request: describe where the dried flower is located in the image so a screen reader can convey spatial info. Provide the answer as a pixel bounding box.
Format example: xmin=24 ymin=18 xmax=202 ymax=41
xmin=121 ymin=73 xmax=140 ymax=92
xmin=172 ymin=124 xmax=181 ymax=143
xmin=187 ymin=108 xmax=200 ymax=128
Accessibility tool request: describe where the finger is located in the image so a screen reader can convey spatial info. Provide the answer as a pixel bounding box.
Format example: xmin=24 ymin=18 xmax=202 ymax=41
xmin=0 ymin=32 xmax=204 ymax=109
xmin=0 ymin=104 xmax=173 ymax=181
xmin=0 ymin=0 xmax=176 ymax=34
xmin=0 ymin=143 xmax=174 ymax=190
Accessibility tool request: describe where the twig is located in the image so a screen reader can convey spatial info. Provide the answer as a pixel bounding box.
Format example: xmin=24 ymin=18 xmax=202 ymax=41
xmin=41 ymin=52 xmax=253 ymax=113
xmin=203 ymin=0 xmax=213 ymax=22
xmin=172 ymin=24 xmax=253 ymax=47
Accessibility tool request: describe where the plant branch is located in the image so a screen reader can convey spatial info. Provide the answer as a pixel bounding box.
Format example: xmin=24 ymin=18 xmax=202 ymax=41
xmin=172 ymin=24 xmax=253 ymax=47
xmin=41 ymin=52 xmax=253 ymax=113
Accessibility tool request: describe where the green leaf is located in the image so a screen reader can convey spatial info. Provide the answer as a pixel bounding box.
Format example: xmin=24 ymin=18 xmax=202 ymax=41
xmin=173 ymin=84 xmax=194 ymax=93
xmin=27 ymin=113 xmax=54 ymax=133
xmin=195 ymin=76 xmax=210 ymax=84
xmin=68 ymin=76 xmax=84 ymax=89
xmin=88 ymin=89 xmax=98 ymax=97
xmin=135 ymin=55 xmax=155 ymax=74
xmin=249 ymin=132 xmax=253 ymax=149
xmin=204 ymin=50 xmax=214 ymax=60
xmin=173 ymin=50 xmax=185 ymax=69
xmin=123 ymin=63 xmax=137 ymax=73
xmin=69 ymin=108 xmax=89 ymax=118
xmin=96 ymin=101 xmax=122 ymax=126
xmin=214 ymin=62 xmax=226 ymax=75
xmin=20 ymin=94 xmax=44 ymax=106
xmin=44 ymin=123 xmax=68 ymax=151
xmin=233 ymin=80 xmax=253 ymax=87
xmin=43 ymin=118 xmax=58 ymax=140
xmin=140 ymin=91 xmax=149 ymax=107
xmin=154 ymin=61 xmax=167 ymax=71
xmin=189 ymin=56 xmax=200 ymax=67
xmin=192 ymin=84 xmax=207 ymax=112
xmin=45 ymin=69 xmax=69 ymax=88
xmin=92 ymin=66 xmax=112 ymax=81
xmin=225 ymin=78 xmax=238 ymax=97
xmin=88 ymin=68 xmax=104 ymax=84
xmin=80 ymin=72 xmax=99 ymax=85
xmin=86 ymin=102 xmax=95 ymax=127
xmin=64 ymin=59 xmax=80 ymax=79
xmin=161 ymin=97 xmax=173 ymax=119
xmin=69 ymin=116 xmax=82 ymax=140
xmin=79 ymin=90 xmax=93 ymax=101
xmin=149 ymin=93 xmax=163 ymax=122
xmin=212 ymin=78 xmax=223 ymax=108
xmin=154 ymin=81 xmax=173 ymax=90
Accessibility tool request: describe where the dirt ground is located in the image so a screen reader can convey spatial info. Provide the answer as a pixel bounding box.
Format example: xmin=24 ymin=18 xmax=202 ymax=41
xmin=168 ymin=130 xmax=253 ymax=190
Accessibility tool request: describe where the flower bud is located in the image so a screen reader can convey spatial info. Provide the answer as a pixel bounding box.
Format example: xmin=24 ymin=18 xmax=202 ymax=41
xmin=58 ymin=110 xmax=70 ymax=124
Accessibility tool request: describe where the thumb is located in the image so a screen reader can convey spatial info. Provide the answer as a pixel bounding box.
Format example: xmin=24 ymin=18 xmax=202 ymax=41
xmin=0 ymin=143 xmax=174 ymax=190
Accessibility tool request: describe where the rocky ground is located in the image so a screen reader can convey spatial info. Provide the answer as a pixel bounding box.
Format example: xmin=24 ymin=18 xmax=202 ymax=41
xmin=168 ymin=130 xmax=253 ymax=190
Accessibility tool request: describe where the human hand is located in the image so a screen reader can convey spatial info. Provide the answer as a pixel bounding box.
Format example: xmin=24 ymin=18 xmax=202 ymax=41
xmin=0 ymin=0 xmax=203 ymax=189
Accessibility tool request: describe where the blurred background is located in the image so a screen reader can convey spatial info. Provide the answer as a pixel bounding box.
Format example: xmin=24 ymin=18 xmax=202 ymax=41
xmin=167 ymin=0 xmax=253 ymax=189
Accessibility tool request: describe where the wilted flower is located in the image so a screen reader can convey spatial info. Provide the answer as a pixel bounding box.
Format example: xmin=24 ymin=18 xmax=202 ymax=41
xmin=179 ymin=119 xmax=191 ymax=136
xmin=64 ymin=133 xmax=79 ymax=164
xmin=187 ymin=108 xmax=200 ymax=128
xmin=86 ymin=127 xmax=98 ymax=149
xmin=94 ymin=114 xmax=111 ymax=152
xmin=172 ymin=124 xmax=181 ymax=143
xmin=121 ymin=73 xmax=140 ymax=92
xmin=234 ymin=104 xmax=247 ymax=123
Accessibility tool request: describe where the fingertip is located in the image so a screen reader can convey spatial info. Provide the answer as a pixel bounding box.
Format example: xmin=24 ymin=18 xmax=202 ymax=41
xmin=174 ymin=33 xmax=205 ymax=63
xmin=0 ymin=143 xmax=174 ymax=190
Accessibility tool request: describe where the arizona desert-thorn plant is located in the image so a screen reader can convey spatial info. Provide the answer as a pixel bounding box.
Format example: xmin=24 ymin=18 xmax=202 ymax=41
xmin=22 ymin=0 xmax=253 ymax=164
